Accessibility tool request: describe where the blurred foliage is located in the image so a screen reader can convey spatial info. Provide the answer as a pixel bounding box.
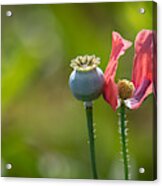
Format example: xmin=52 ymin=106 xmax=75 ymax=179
xmin=1 ymin=2 xmax=156 ymax=180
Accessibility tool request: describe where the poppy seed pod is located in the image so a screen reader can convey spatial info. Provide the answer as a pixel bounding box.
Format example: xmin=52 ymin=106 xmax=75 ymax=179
xmin=69 ymin=55 xmax=105 ymax=101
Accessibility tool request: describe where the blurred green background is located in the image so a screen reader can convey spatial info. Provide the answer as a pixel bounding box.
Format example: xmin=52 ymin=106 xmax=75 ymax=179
xmin=1 ymin=2 xmax=156 ymax=180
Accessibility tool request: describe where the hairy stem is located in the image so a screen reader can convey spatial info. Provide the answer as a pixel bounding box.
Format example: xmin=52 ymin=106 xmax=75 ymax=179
xmin=119 ymin=102 xmax=129 ymax=180
xmin=85 ymin=101 xmax=98 ymax=179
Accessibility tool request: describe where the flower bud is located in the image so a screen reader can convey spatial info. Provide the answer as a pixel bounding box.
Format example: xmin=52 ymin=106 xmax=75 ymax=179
xmin=117 ymin=79 xmax=134 ymax=100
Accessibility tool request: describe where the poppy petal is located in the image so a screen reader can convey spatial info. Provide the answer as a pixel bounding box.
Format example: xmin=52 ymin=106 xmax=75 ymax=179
xmin=103 ymin=77 xmax=118 ymax=111
xmin=152 ymin=32 xmax=157 ymax=100
xmin=105 ymin=32 xmax=132 ymax=79
xmin=104 ymin=32 xmax=132 ymax=110
xmin=132 ymin=30 xmax=155 ymax=90
xmin=125 ymin=78 xmax=151 ymax=109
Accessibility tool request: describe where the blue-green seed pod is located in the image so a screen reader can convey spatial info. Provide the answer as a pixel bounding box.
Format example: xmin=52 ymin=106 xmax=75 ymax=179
xmin=69 ymin=55 xmax=105 ymax=101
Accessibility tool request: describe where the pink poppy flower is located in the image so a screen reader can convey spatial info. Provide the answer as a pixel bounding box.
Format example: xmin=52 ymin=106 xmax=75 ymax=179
xmin=103 ymin=30 xmax=157 ymax=111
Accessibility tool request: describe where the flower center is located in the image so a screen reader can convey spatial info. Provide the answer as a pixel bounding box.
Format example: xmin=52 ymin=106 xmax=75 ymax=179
xmin=70 ymin=55 xmax=100 ymax=71
xmin=117 ymin=79 xmax=134 ymax=100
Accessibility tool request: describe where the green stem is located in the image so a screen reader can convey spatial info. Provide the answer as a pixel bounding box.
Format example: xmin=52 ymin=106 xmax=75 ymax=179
xmin=119 ymin=102 xmax=129 ymax=180
xmin=85 ymin=101 xmax=98 ymax=179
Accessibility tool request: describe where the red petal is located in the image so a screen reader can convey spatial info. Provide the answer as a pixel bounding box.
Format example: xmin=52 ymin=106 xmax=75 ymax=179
xmin=125 ymin=78 xmax=151 ymax=109
xmin=103 ymin=77 xmax=118 ymax=111
xmin=103 ymin=32 xmax=132 ymax=110
xmin=105 ymin=32 xmax=132 ymax=79
xmin=131 ymin=30 xmax=157 ymax=108
xmin=153 ymin=32 xmax=157 ymax=99
xmin=132 ymin=30 xmax=155 ymax=89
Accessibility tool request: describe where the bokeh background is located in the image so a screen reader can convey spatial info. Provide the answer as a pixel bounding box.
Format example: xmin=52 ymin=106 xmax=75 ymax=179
xmin=1 ymin=1 xmax=156 ymax=180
